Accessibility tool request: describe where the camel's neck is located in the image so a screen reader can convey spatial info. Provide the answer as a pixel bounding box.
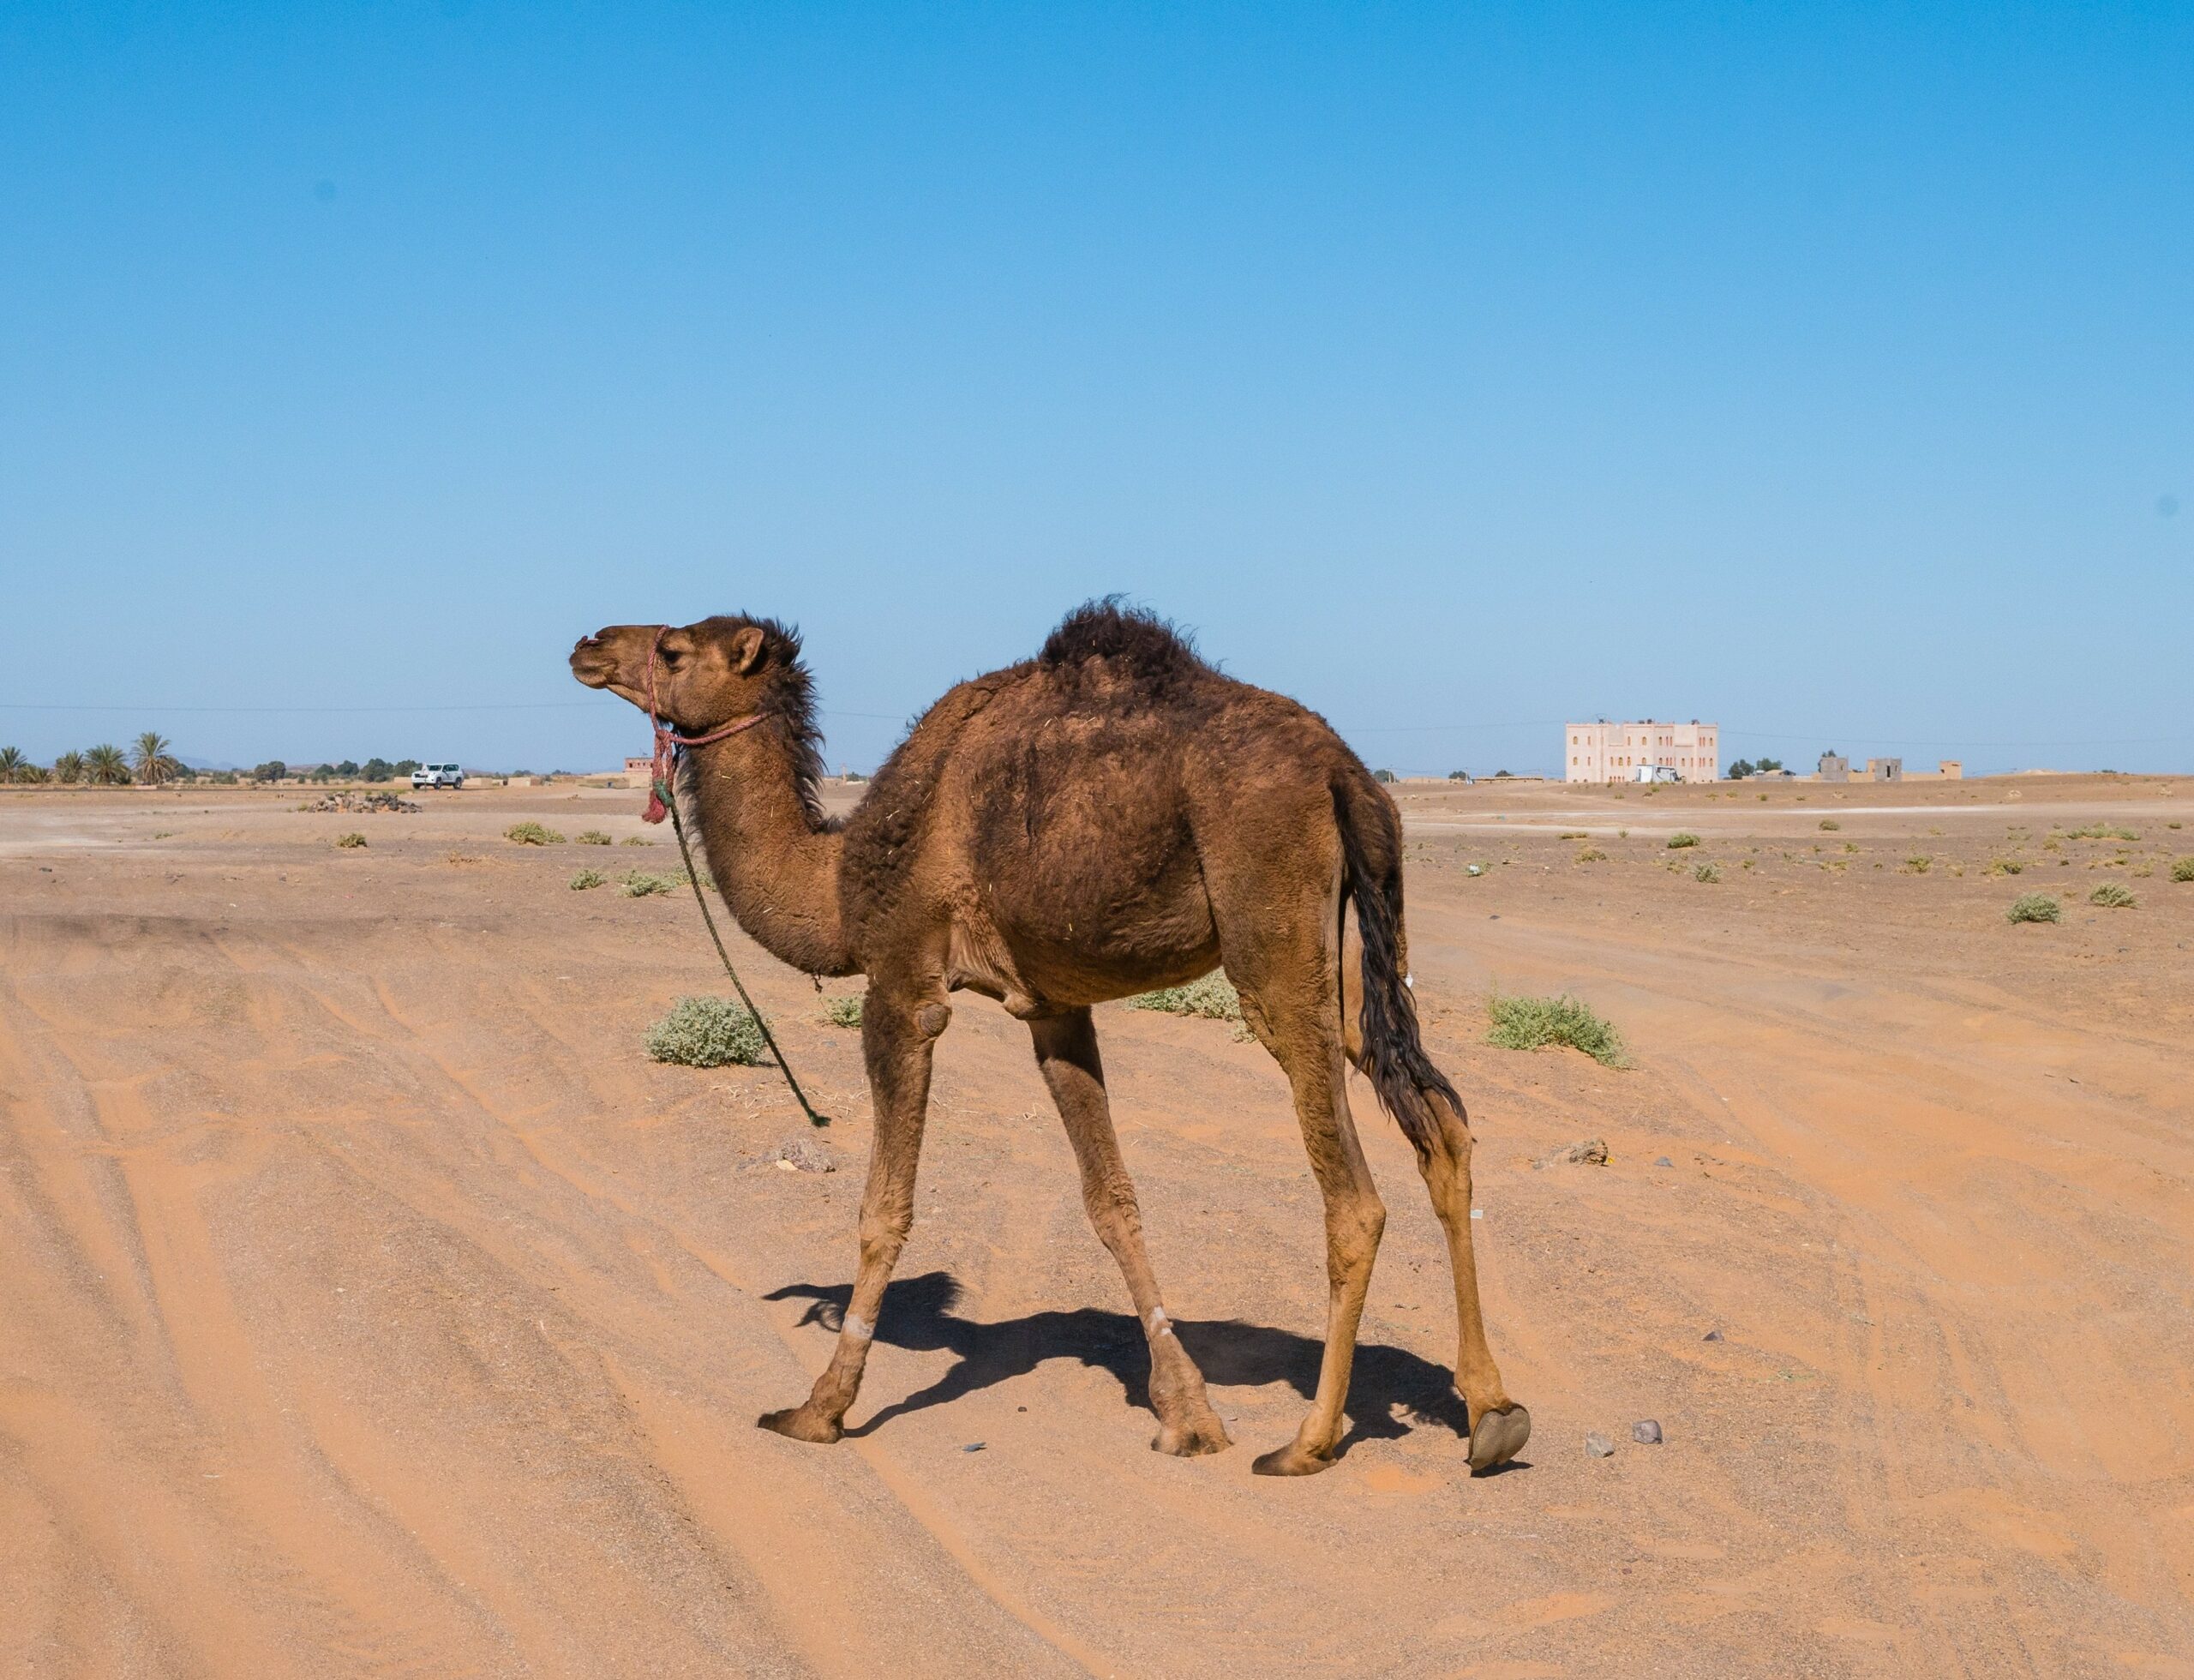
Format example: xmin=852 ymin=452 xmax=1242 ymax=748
xmin=678 ymin=729 xmax=857 ymax=978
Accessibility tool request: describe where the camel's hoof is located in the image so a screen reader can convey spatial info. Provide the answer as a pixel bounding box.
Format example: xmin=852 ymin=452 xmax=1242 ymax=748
xmin=1151 ymin=1412 xmax=1232 ymax=1457
xmin=1468 ymin=1404 xmax=1531 ymax=1473
xmin=1250 ymin=1440 xmax=1336 ymax=1477
xmin=757 ymin=1405 xmax=842 ymax=1445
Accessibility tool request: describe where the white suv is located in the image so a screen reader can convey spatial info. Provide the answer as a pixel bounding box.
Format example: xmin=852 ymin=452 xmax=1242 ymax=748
xmin=411 ymin=762 xmax=465 ymax=789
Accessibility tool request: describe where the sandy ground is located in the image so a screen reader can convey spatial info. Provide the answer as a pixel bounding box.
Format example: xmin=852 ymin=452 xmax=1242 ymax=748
xmin=3 ymin=775 xmax=2191 ymax=1677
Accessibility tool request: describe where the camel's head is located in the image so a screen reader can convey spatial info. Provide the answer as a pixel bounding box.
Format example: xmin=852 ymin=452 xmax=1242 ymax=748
xmin=569 ymin=616 xmax=798 ymax=735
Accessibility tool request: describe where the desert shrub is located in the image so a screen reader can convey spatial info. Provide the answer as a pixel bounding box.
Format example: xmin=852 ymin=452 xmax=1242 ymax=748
xmin=575 ymin=830 xmax=612 ymax=845
xmin=618 ymin=869 xmax=688 ymax=897
xmin=1575 ymin=847 xmax=1607 ymax=863
xmin=334 ymin=831 xmax=367 ymax=849
xmin=2006 ymin=893 xmax=2061 ymax=924
xmin=620 ymin=835 xmax=653 ymax=846
xmin=2066 ymin=823 xmax=2138 ymax=842
xmin=1992 ymin=858 xmax=2025 ymax=876
xmin=1904 ymin=855 xmax=1932 ymax=874
xmin=1129 ymin=972 xmax=1243 ymax=1022
xmin=570 ymin=868 xmax=606 ymax=890
xmin=646 ymin=996 xmax=764 ymax=1067
xmin=1819 ymin=819 xmax=1840 ymax=831
xmin=823 ymin=994 xmax=864 ymax=1029
xmin=1667 ymin=832 xmax=1699 ymax=849
xmin=1559 ymin=831 xmax=1586 ymax=840
xmin=1486 ymin=993 xmax=1628 ymax=1068
xmin=505 ymin=820 xmax=562 ymax=845
xmin=2089 ymin=882 xmax=2136 ymax=909
xmin=1693 ymin=861 xmax=1720 ymax=883
xmin=2172 ymin=856 xmax=2194 ymax=883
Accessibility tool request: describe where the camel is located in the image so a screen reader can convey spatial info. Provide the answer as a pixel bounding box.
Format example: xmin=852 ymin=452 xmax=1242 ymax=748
xmin=569 ymin=601 xmax=1530 ymax=1476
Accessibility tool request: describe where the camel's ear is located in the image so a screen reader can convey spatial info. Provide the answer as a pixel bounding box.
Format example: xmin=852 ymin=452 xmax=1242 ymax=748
xmin=728 ymin=626 xmax=767 ymax=675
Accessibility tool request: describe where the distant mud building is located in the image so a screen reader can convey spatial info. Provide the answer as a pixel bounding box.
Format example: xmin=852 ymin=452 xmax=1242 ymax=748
xmin=1564 ymin=720 xmax=1720 ymax=783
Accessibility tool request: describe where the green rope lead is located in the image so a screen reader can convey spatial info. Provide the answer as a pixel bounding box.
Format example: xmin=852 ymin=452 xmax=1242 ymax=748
xmin=656 ymin=775 xmax=830 ymax=1128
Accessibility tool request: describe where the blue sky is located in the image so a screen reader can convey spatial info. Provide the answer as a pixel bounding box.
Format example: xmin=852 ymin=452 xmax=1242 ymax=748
xmin=3 ymin=2 xmax=2187 ymax=776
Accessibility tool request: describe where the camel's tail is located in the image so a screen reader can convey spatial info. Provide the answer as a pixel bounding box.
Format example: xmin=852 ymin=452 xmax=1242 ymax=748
xmin=1333 ymin=772 xmax=1460 ymax=1159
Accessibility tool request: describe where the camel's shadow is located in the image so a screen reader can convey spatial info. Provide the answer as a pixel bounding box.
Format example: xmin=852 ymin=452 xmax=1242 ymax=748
xmin=764 ymin=1270 xmax=1484 ymax=1459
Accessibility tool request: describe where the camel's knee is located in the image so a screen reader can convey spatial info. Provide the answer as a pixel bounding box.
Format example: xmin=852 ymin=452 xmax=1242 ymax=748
xmin=857 ymin=1203 xmax=914 ymax=1269
xmin=1327 ymin=1192 xmax=1386 ymax=1274
xmin=1082 ymin=1176 xmax=1147 ymax=1248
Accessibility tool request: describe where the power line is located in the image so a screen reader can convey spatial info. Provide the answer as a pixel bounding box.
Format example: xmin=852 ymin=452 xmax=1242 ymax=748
xmin=0 ymin=699 xmax=908 ymax=720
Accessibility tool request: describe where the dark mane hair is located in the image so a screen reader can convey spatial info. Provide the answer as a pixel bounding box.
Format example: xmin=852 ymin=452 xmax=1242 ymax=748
xmin=701 ymin=614 xmax=839 ymax=832
xmin=1038 ymin=597 xmax=1211 ymax=697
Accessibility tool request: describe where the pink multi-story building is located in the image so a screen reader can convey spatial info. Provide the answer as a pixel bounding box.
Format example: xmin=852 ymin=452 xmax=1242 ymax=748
xmin=1563 ymin=720 xmax=1721 ymax=783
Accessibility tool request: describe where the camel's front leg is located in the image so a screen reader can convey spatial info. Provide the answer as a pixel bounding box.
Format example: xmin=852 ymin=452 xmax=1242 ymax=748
xmin=1029 ymin=1008 xmax=1231 ymax=1456
xmin=758 ymin=987 xmax=946 ymax=1443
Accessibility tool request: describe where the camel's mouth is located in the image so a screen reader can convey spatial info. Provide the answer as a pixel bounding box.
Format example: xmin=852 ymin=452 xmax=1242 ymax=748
xmin=568 ymin=634 xmax=621 ymax=693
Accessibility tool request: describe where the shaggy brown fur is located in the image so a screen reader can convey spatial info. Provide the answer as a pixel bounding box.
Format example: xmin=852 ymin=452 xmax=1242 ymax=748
xmin=571 ymin=602 xmax=1528 ymax=1475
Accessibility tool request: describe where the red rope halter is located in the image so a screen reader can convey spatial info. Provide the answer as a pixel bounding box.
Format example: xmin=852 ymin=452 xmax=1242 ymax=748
xmin=641 ymin=626 xmax=764 ymax=823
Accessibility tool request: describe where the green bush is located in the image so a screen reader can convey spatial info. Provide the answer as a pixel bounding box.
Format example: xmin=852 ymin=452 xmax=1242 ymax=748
xmin=1904 ymin=855 xmax=1932 ymax=874
xmin=823 ymin=994 xmax=864 ymax=1029
xmin=620 ymin=836 xmax=654 ymax=846
xmin=505 ymin=820 xmax=562 ymax=845
xmin=2170 ymin=856 xmax=2194 ymax=883
xmin=2089 ymin=882 xmax=2136 ymax=909
xmin=618 ymin=869 xmax=688 ymax=897
xmin=1667 ymin=832 xmax=1699 ymax=849
xmin=570 ymin=868 xmax=606 ymax=890
xmin=2066 ymin=823 xmax=2138 ymax=842
xmin=1693 ymin=861 xmax=1720 ymax=883
xmin=1486 ymin=993 xmax=1628 ymax=1068
xmin=1992 ymin=858 xmax=2025 ymax=876
xmin=2006 ymin=893 xmax=2061 ymax=924
xmin=1819 ymin=819 xmax=1840 ymax=831
xmin=646 ymin=996 xmax=765 ymax=1066
xmin=335 ymin=831 xmax=367 ymax=849
xmin=575 ymin=830 xmax=612 ymax=845
xmin=1128 ymin=972 xmax=1243 ymax=1022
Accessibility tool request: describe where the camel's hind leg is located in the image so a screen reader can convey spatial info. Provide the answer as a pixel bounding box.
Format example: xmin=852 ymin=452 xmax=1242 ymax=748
xmin=1220 ymin=877 xmax=1386 ymax=1476
xmin=1340 ymin=927 xmax=1530 ymax=1472
xmin=1030 ymin=1009 xmax=1231 ymax=1456
xmin=758 ymin=981 xmax=945 ymax=1444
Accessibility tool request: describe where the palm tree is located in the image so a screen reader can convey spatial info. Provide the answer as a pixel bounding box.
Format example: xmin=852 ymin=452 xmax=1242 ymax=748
xmin=17 ymin=763 xmax=47 ymax=783
xmin=84 ymin=744 xmax=131 ymax=786
xmin=51 ymin=750 xmax=84 ymax=785
xmin=0 ymin=747 xmax=24 ymax=783
xmin=133 ymin=731 xmax=182 ymax=787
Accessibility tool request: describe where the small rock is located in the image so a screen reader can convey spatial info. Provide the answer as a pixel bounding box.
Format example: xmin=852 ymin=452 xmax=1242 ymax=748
xmin=1632 ymin=1419 xmax=1663 ymax=1444
xmin=1654 ymin=1155 xmax=1674 ymax=1167
xmin=1702 ymin=1329 xmax=1723 ymax=1342
xmin=771 ymin=1136 xmax=838 ymax=1173
xmin=962 ymin=1441 xmax=986 ymax=1453
xmin=1535 ymin=1137 xmax=1610 ymax=1170
xmin=1585 ymin=1432 xmax=1615 ymax=1458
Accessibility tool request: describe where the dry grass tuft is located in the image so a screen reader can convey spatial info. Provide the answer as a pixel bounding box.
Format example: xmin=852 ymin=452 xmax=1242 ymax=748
xmin=1486 ymin=992 xmax=1628 ymax=1067
xmin=646 ymin=996 xmax=764 ymax=1067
